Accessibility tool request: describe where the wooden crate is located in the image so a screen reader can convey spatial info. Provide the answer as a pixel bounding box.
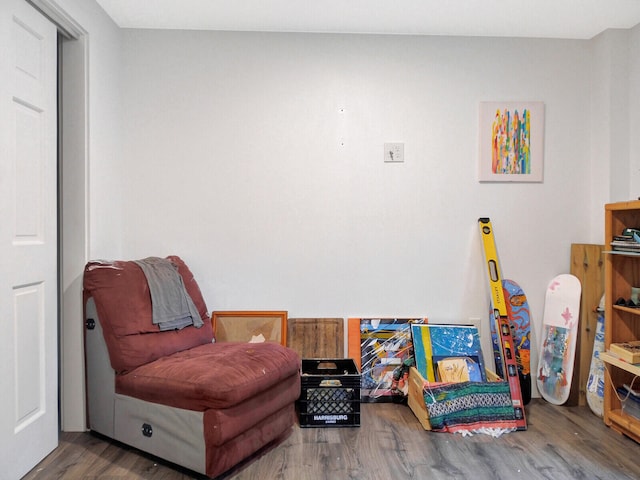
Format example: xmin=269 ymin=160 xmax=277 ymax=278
xmin=407 ymin=367 xmax=431 ymax=430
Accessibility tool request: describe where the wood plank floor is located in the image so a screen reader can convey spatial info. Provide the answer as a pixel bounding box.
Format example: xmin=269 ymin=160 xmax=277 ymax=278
xmin=24 ymin=400 xmax=640 ymax=480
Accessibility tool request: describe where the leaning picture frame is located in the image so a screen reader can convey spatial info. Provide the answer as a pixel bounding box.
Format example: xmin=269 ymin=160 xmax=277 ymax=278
xmin=212 ymin=310 xmax=288 ymax=346
xmin=347 ymin=317 xmax=426 ymax=402
xmin=478 ymin=101 xmax=545 ymax=183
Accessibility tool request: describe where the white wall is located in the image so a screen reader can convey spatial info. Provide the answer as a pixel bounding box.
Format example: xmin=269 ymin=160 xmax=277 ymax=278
xmin=629 ymin=25 xmax=640 ymax=196
xmin=591 ymin=30 xmax=631 ymax=208
xmin=120 ymin=31 xmax=592 ymax=356
xmin=52 ymin=6 xmax=640 ymax=428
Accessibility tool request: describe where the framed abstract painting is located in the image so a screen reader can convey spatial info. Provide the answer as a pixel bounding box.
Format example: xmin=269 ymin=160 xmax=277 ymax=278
xmin=478 ymin=101 xmax=545 ymax=182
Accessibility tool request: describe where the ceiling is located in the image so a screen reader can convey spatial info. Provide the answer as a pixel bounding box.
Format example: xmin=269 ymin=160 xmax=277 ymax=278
xmin=95 ymin=0 xmax=640 ymax=40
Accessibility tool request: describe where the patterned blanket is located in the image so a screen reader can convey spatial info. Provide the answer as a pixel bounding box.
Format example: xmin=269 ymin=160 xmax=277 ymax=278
xmin=423 ymin=381 xmax=517 ymax=436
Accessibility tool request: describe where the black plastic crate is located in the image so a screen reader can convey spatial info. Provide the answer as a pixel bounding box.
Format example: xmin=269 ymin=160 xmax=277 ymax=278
xmin=299 ymin=358 xmax=361 ymax=427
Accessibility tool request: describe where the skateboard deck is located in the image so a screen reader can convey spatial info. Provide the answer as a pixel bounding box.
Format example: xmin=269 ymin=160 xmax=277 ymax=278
xmin=586 ymin=295 xmax=605 ymax=416
xmin=536 ymin=274 xmax=582 ymax=405
xmin=503 ymin=279 xmax=532 ymax=405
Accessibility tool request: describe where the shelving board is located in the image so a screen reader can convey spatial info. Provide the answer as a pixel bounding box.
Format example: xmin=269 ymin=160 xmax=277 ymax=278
xmin=600 ymin=351 xmax=640 ymax=377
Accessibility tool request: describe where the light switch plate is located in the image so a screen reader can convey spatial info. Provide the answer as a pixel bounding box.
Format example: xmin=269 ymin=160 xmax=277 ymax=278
xmin=384 ymin=143 xmax=404 ymax=163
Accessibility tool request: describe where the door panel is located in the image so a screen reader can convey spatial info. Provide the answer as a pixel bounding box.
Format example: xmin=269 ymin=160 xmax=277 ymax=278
xmin=0 ymin=1 xmax=58 ymax=478
xmin=15 ymin=102 xmax=44 ymax=239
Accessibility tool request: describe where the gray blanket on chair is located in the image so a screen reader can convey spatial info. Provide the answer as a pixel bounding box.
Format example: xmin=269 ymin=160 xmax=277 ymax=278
xmin=134 ymin=257 xmax=204 ymax=331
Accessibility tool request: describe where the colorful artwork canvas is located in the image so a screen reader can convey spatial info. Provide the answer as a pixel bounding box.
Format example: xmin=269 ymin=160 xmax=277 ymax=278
xmin=411 ymin=324 xmax=487 ymax=383
xmin=478 ymin=101 xmax=544 ymax=182
xmin=348 ymin=318 xmax=425 ymax=402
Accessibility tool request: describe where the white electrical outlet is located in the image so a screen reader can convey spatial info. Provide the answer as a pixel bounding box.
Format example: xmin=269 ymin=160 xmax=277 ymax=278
xmin=384 ymin=143 xmax=404 ymax=163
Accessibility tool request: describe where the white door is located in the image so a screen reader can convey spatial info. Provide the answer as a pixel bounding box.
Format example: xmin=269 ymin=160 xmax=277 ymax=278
xmin=0 ymin=1 xmax=59 ymax=478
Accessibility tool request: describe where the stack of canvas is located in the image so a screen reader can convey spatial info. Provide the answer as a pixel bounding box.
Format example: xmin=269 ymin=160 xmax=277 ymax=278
xmin=411 ymin=324 xmax=486 ymax=384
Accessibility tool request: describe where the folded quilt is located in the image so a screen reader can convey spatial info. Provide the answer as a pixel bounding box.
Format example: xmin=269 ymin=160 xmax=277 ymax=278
xmin=423 ymin=381 xmax=517 ymax=437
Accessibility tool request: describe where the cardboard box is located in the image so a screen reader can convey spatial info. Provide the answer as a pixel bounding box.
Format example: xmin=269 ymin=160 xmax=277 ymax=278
xmin=609 ymin=341 xmax=640 ymax=364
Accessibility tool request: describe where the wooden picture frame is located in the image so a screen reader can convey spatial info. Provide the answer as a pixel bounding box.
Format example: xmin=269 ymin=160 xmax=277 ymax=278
xmin=212 ymin=311 xmax=287 ymax=346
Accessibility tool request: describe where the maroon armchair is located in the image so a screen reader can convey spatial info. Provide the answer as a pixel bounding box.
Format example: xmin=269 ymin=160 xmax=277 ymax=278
xmin=83 ymin=256 xmax=300 ymax=478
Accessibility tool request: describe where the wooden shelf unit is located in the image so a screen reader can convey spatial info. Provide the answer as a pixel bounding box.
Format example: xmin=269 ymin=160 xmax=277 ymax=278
xmin=603 ymin=200 xmax=640 ymax=443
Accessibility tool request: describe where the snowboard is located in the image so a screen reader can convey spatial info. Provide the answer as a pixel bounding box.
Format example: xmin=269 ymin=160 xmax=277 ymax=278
xmin=503 ymin=279 xmax=532 ymax=405
xmin=586 ymin=295 xmax=605 ymax=417
xmin=536 ymin=274 xmax=582 ymax=405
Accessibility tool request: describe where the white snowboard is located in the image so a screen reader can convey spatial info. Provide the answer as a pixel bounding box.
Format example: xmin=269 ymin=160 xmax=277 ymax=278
xmin=586 ymin=295 xmax=605 ymax=417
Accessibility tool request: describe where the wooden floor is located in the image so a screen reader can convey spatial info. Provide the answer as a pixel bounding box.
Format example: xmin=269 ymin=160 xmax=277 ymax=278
xmin=24 ymin=400 xmax=640 ymax=480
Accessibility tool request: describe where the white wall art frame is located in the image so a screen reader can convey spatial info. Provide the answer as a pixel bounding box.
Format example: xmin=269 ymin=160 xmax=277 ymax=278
xmin=478 ymin=101 xmax=545 ymax=182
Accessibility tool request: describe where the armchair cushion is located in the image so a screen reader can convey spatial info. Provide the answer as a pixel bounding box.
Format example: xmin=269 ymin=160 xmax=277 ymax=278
xmin=83 ymin=255 xmax=214 ymax=373
xmin=115 ymin=341 xmax=300 ymax=410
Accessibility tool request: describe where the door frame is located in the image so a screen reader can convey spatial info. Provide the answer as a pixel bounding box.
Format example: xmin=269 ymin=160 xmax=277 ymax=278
xmin=28 ymin=0 xmax=90 ymax=432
